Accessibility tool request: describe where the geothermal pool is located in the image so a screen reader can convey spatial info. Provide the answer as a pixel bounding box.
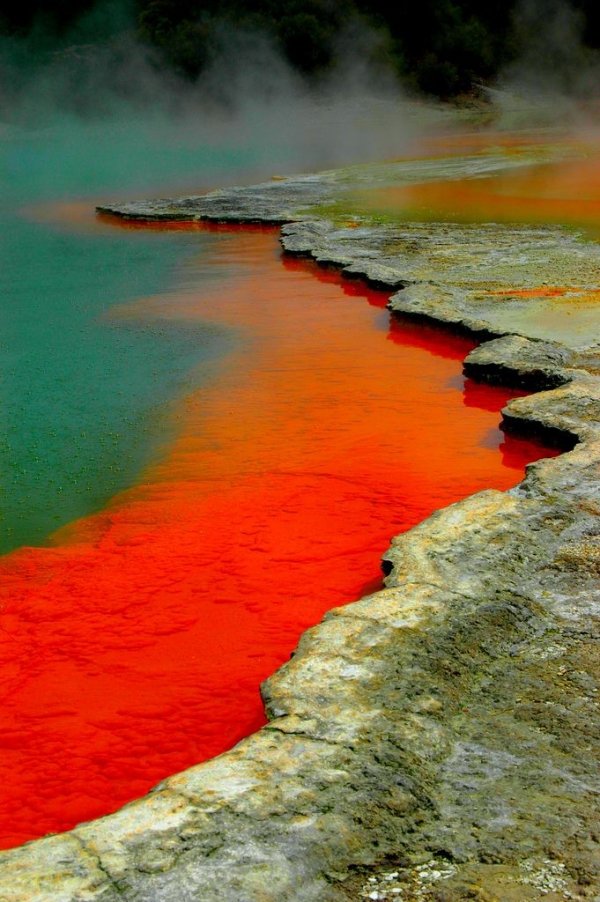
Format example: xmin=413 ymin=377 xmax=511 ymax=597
xmin=0 ymin=207 xmax=557 ymax=849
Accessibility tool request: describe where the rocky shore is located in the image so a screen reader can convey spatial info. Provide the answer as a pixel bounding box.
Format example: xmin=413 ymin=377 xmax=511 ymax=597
xmin=2 ymin=154 xmax=599 ymax=901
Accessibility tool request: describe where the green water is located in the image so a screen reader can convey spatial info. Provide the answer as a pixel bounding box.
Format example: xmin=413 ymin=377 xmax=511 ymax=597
xmin=0 ymin=119 xmax=267 ymax=554
xmin=0 ymin=96 xmax=416 ymax=554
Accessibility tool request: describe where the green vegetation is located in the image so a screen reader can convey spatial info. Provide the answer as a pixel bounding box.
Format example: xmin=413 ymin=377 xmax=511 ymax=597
xmin=2 ymin=0 xmax=600 ymax=98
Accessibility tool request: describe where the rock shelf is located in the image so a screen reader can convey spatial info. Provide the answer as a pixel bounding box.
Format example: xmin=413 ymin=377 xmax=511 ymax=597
xmin=3 ymin=160 xmax=599 ymax=900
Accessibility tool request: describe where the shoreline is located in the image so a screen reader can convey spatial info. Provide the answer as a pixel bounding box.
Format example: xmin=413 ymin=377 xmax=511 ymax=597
xmin=2 ymin=160 xmax=599 ymax=900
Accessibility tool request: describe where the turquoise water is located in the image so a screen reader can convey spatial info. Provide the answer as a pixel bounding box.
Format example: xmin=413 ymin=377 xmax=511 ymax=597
xmin=0 ymin=120 xmax=264 ymax=553
xmin=0 ymin=96 xmax=415 ymax=553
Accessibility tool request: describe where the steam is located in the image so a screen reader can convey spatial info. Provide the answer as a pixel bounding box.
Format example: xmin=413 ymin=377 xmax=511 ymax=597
xmin=493 ymin=0 xmax=600 ymax=127
xmin=0 ymin=2 xmax=424 ymax=201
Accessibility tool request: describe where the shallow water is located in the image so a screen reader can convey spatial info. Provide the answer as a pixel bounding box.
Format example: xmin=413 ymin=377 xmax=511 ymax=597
xmin=1 ymin=124 xmax=250 ymax=553
xmin=0 ymin=123 xmax=563 ymax=849
xmin=0 ymin=213 xmax=239 ymax=552
xmin=0 ymin=216 xmax=558 ymax=848
xmin=349 ymin=133 xmax=600 ymax=237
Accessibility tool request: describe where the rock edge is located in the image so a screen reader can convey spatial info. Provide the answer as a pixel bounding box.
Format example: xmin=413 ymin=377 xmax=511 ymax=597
xmin=1 ymin=173 xmax=598 ymax=901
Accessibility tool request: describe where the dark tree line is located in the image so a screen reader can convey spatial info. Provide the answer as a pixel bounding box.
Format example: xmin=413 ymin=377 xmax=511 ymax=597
xmin=2 ymin=0 xmax=600 ymax=97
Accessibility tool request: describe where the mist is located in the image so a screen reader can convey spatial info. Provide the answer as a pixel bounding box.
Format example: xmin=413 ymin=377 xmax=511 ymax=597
xmin=0 ymin=2 xmax=432 ymax=556
xmin=0 ymin=2 xmax=429 ymax=205
xmin=493 ymin=0 xmax=600 ymax=129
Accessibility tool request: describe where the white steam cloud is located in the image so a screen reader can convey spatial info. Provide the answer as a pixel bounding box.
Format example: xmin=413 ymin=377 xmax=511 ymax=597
xmin=0 ymin=5 xmax=426 ymax=199
xmin=493 ymin=0 xmax=600 ymax=127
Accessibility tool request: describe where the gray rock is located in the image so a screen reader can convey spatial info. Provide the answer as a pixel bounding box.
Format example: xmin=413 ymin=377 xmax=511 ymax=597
xmin=97 ymin=176 xmax=338 ymax=224
xmin=280 ymin=219 xmax=600 ymax=349
xmin=464 ymin=335 xmax=575 ymax=390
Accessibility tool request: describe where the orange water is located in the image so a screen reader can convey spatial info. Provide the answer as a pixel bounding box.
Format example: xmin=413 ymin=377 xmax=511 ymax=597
xmin=0 ymin=222 xmax=557 ymax=849
xmin=351 ymin=142 xmax=600 ymax=235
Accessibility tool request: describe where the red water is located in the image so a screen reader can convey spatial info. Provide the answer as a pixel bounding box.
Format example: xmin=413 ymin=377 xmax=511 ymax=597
xmin=0 ymin=223 xmax=558 ymax=849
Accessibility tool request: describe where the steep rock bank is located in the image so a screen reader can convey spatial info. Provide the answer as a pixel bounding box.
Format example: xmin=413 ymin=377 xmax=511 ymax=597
xmin=2 ymin=161 xmax=598 ymax=900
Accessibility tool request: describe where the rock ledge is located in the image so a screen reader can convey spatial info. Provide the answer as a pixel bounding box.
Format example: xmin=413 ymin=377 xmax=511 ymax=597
xmin=2 ymin=170 xmax=598 ymax=901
